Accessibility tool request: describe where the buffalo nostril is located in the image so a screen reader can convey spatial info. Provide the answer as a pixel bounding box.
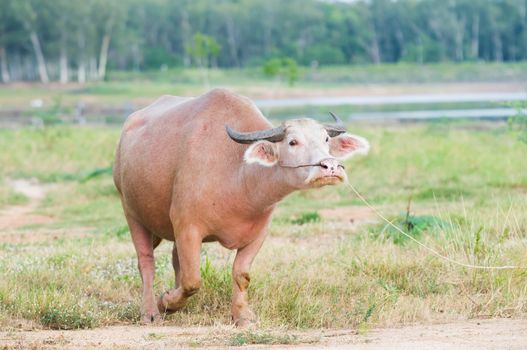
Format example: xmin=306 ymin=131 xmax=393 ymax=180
xmin=321 ymin=163 xmax=329 ymax=169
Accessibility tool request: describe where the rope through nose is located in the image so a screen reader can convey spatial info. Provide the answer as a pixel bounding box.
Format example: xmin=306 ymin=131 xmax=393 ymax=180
xmin=278 ymin=162 xmax=346 ymax=170
xmin=278 ymin=162 xmax=323 ymax=169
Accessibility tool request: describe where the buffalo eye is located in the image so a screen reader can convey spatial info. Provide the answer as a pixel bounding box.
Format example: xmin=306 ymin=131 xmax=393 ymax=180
xmin=289 ymin=139 xmax=298 ymax=146
xmin=325 ymin=136 xmax=329 ymax=142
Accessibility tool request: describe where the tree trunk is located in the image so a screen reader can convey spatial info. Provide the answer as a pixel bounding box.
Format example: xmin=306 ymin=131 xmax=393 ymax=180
xmin=181 ymin=9 xmax=191 ymax=67
xmin=493 ymin=31 xmax=503 ymax=62
xmin=454 ymin=16 xmax=465 ymax=62
xmin=98 ymin=33 xmax=111 ymax=80
xmin=29 ymin=31 xmax=49 ymax=83
xmin=369 ymin=31 xmax=381 ymax=64
xmin=90 ymin=56 xmax=98 ymax=80
xmin=59 ymin=46 xmax=69 ymax=84
xmin=396 ymin=28 xmax=406 ymax=61
xmin=0 ymin=46 xmax=10 ymax=83
xmin=470 ymin=14 xmax=480 ymax=60
xmin=198 ymin=57 xmax=209 ymax=89
xmin=417 ymin=35 xmax=424 ymax=64
xmin=369 ymin=19 xmax=381 ymax=64
xmin=263 ymin=3 xmax=274 ymax=56
xmin=78 ymin=60 xmax=86 ymax=84
xmin=225 ymin=16 xmax=239 ymax=67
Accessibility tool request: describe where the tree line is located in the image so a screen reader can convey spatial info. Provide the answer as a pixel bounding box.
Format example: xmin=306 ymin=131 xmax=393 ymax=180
xmin=1 ymin=0 xmax=526 ymax=83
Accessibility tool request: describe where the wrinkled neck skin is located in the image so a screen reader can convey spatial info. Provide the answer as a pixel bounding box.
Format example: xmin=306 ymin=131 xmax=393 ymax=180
xmin=238 ymin=163 xmax=299 ymax=216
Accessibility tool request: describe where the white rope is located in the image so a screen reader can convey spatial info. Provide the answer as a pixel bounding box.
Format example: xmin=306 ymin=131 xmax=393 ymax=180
xmin=344 ymin=181 xmax=523 ymax=270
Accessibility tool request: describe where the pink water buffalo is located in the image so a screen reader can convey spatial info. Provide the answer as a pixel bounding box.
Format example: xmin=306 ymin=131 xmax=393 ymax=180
xmin=113 ymin=88 xmax=369 ymax=326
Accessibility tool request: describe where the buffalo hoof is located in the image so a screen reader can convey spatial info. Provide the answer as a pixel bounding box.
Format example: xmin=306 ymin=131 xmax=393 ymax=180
xmin=141 ymin=311 xmax=162 ymax=324
xmin=157 ymin=290 xmax=186 ymax=315
xmin=233 ymin=316 xmax=257 ymax=329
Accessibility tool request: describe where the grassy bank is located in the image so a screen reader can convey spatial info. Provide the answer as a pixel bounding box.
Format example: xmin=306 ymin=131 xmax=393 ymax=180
xmin=0 ymin=62 xmax=526 ymax=110
xmin=0 ymin=121 xmax=526 ymax=330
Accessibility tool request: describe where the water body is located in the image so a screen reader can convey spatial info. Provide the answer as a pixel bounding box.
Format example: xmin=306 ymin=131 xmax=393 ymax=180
xmin=346 ymin=108 xmax=526 ymax=121
xmin=0 ymin=92 xmax=525 ymax=126
xmin=255 ymin=92 xmax=527 ymax=108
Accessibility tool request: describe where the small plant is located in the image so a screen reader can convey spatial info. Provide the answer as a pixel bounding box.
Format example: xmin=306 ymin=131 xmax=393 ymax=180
xmin=508 ymin=102 xmax=527 ymax=143
xmin=39 ymin=304 xmax=96 ymax=329
xmin=291 ymin=211 xmax=321 ymax=225
xmin=185 ymin=32 xmax=221 ymax=87
xmin=262 ymin=57 xmax=299 ymax=86
xmin=81 ymin=166 xmax=113 ymax=182
xmin=144 ymin=332 xmax=166 ymax=340
xmin=200 ymin=255 xmax=231 ymax=295
xmin=189 ymin=339 xmax=203 ymax=347
xmin=371 ymin=213 xmax=444 ymax=245
xmin=227 ymin=331 xmax=296 ymax=346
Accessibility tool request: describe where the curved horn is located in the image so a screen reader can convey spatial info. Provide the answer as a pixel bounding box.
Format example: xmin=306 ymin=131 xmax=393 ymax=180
xmin=225 ymin=124 xmax=286 ymax=144
xmin=324 ymin=112 xmax=347 ymax=137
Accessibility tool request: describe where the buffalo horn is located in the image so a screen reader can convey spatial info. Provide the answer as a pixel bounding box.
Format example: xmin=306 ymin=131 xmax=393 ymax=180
xmin=324 ymin=112 xmax=347 ymax=137
xmin=225 ymin=124 xmax=286 ymax=144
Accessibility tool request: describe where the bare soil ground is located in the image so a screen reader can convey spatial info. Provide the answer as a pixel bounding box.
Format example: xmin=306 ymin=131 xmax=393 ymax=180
xmin=1 ymin=318 xmax=525 ymax=349
xmin=0 ymin=179 xmax=92 ymax=243
xmin=0 ymin=179 xmax=51 ymax=231
xmin=1 ymin=181 xmax=526 ymax=349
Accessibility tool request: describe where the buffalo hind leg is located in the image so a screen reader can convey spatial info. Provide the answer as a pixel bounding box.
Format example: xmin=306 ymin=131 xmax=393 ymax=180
xmin=231 ymin=234 xmax=266 ymax=328
xmin=158 ymin=227 xmax=202 ymax=313
xmin=126 ymin=214 xmax=161 ymax=323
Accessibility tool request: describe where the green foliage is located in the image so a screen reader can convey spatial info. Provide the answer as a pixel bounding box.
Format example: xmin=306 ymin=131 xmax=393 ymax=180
xmin=105 ymin=225 xmax=129 ymax=240
xmin=186 ymin=32 xmax=221 ymax=68
xmin=3 ymin=0 xmax=527 ymax=83
xmin=0 ymin=184 xmax=29 ymax=208
xmin=39 ymin=304 xmax=96 ymax=330
xmin=508 ymin=102 xmax=527 ymax=143
xmin=372 ymin=214 xmax=445 ymax=245
xmin=291 ymin=211 xmax=321 ymax=225
xmin=143 ymin=47 xmax=182 ymax=70
xmin=262 ymin=58 xmax=299 ymax=86
xmin=200 ymin=255 xmax=231 ymax=296
xmin=81 ymin=166 xmax=113 ymax=182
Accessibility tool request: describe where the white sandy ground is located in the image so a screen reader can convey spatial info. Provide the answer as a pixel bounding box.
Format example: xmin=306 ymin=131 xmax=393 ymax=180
xmin=1 ymin=181 xmax=526 ymax=349
xmin=0 ymin=318 xmax=526 ymax=349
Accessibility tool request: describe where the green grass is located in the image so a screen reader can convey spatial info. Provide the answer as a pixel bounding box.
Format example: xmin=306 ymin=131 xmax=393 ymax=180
xmin=227 ymin=331 xmax=297 ymax=346
xmin=0 ymin=184 xmax=29 ymax=208
xmin=0 ymin=121 xmax=526 ymax=330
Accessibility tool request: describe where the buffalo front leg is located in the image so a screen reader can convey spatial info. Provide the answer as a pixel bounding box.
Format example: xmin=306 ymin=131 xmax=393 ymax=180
xmin=172 ymin=242 xmax=181 ymax=289
xmin=126 ymin=214 xmax=161 ymax=323
xmin=158 ymin=227 xmax=202 ymax=313
xmin=231 ymin=234 xmax=266 ymax=328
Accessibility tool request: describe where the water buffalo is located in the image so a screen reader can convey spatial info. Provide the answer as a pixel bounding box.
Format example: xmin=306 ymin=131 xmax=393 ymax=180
xmin=113 ymin=88 xmax=369 ymax=327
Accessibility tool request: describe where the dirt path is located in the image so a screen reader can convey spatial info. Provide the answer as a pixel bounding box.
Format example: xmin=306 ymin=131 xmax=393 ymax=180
xmin=1 ymin=318 xmax=525 ymax=349
xmin=0 ymin=179 xmax=51 ymax=231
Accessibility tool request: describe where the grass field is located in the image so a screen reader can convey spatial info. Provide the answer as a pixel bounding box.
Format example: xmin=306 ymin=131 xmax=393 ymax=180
xmin=0 ymin=120 xmax=526 ymax=334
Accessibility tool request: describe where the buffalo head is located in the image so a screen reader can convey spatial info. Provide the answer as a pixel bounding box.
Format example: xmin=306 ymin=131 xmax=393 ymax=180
xmin=225 ymin=113 xmax=369 ymax=188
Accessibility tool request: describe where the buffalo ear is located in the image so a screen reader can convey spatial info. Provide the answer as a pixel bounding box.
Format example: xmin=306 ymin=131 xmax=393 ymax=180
xmin=329 ymin=133 xmax=369 ymax=160
xmin=244 ymin=140 xmax=280 ymax=167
